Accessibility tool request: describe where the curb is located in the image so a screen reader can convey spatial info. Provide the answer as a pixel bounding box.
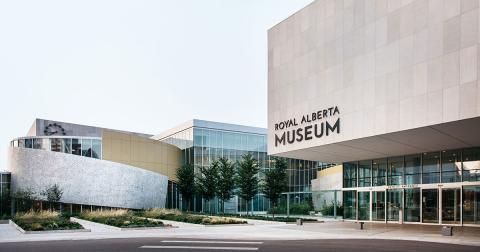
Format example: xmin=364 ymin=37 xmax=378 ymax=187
xmin=71 ymin=217 xmax=175 ymax=231
xmin=9 ymin=220 xmax=91 ymax=234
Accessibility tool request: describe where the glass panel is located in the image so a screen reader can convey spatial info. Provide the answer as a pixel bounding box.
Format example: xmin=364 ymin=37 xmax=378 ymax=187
xmin=422 ymin=152 xmax=440 ymax=184
xmin=372 ymin=191 xmax=385 ymax=221
xmin=422 ymin=189 xmax=438 ymax=223
xmin=388 ymin=157 xmax=403 ymax=185
xmin=404 ymin=155 xmax=421 ymax=185
xmin=18 ymin=139 xmax=25 ymax=148
xmin=441 ymin=150 xmax=462 ymax=183
xmin=387 ymin=189 xmax=402 ymax=221
xmin=25 ymin=139 xmax=33 ymax=148
xmin=33 ymin=138 xmax=42 ymax=149
xmin=81 ymin=139 xmax=92 ymax=157
xmin=404 ymin=188 xmax=420 ymax=222
xmin=358 ymin=161 xmax=371 ymax=187
xmin=358 ymin=191 xmax=370 ymax=220
xmin=92 ymin=140 xmax=101 ymax=159
xmin=343 ymin=162 xmax=357 ymax=188
xmin=463 ymin=186 xmax=480 ymax=224
xmin=343 ymin=190 xmax=356 ymax=220
xmin=62 ymin=139 xmax=71 ymax=154
xmin=463 ymin=148 xmax=480 ymax=182
xmin=50 ymin=138 xmax=62 ymax=152
xmin=372 ymin=159 xmax=387 ymax=186
xmin=72 ymin=139 xmax=81 ymax=155
xmin=442 ymin=188 xmax=460 ymax=224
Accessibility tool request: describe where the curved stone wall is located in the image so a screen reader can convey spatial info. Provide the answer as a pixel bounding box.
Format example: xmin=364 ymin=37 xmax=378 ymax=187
xmin=7 ymin=147 xmax=168 ymax=209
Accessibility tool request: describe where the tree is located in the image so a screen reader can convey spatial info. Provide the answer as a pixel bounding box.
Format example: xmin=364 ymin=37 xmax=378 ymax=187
xmin=41 ymin=184 xmax=63 ymax=210
xmin=216 ymin=157 xmax=235 ymax=214
xmin=196 ymin=161 xmax=219 ymax=213
xmin=261 ymin=157 xmax=288 ymax=219
xmin=176 ymin=163 xmax=195 ymax=212
xmin=235 ymin=154 xmax=259 ymax=216
xmin=13 ymin=188 xmax=37 ymax=212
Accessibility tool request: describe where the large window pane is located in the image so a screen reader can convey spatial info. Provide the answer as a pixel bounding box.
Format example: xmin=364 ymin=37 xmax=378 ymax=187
xmin=387 ymin=189 xmax=402 ymax=221
xmin=463 ymin=148 xmax=480 ymax=182
xmin=81 ymin=139 xmax=91 ymax=157
xmin=358 ymin=161 xmax=371 ymax=187
xmin=422 ymin=152 xmax=440 ymax=184
xmin=343 ymin=190 xmax=356 ymax=220
xmin=358 ymin=191 xmax=370 ymax=220
xmin=422 ymin=189 xmax=438 ymax=223
xmin=372 ymin=191 xmax=385 ymax=221
xmin=388 ymin=157 xmax=403 ymax=185
xmin=372 ymin=159 xmax=387 ymax=186
xmin=33 ymin=138 xmax=42 ymax=149
xmin=463 ymin=186 xmax=480 ymax=224
xmin=18 ymin=139 xmax=25 ymax=148
xmin=92 ymin=140 xmax=101 ymax=159
xmin=404 ymin=188 xmax=420 ymax=222
xmin=72 ymin=139 xmax=81 ymax=155
xmin=62 ymin=139 xmax=71 ymax=154
xmin=50 ymin=138 xmax=61 ymax=152
xmin=25 ymin=139 xmax=33 ymax=148
xmin=343 ymin=162 xmax=357 ymax=188
xmin=442 ymin=188 xmax=460 ymax=224
xmin=404 ymin=155 xmax=421 ymax=185
xmin=441 ymin=150 xmax=461 ymax=183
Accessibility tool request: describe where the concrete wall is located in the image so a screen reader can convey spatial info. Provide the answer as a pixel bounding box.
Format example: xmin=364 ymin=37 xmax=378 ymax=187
xmin=8 ymin=147 xmax=168 ymax=209
xmin=268 ymin=0 xmax=480 ymax=160
xmin=102 ymin=130 xmax=182 ymax=181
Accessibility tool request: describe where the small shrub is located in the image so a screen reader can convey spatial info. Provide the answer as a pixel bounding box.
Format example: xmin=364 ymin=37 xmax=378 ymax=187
xmin=13 ymin=210 xmax=83 ymax=231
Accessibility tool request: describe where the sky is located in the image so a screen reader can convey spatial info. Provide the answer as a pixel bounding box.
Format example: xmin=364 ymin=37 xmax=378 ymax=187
xmin=0 ymin=0 xmax=313 ymax=169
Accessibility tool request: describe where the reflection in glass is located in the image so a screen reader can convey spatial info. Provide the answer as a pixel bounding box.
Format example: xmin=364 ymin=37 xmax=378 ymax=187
xmin=50 ymin=138 xmax=62 ymax=152
xmin=72 ymin=139 xmax=81 ymax=155
xmin=388 ymin=157 xmax=403 ymax=185
xmin=343 ymin=190 xmax=356 ymax=220
xmin=358 ymin=161 xmax=371 ymax=187
xmin=343 ymin=163 xmax=357 ymax=188
xmin=92 ymin=140 xmax=101 ymax=159
xmin=33 ymin=138 xmax=42 ymax=149
xmin=372 ymin=159 xmax=387 ymax=186
xmin=404 ymin=188 xmax=420 ymax=222
xmin=441 ymin=150 xmax=461 ymax=183
xmin=18 ymin=139 xmax=25 ymax=148
xmin=358 ymin=192 xmax=370 ymax=220
xmin=422 ymin=152 xmax=440 ymax=184
xmin=81 ymin=139 xmax=92 ymax=157
xmin=422 ymin=189 xmax=438 ymax=223
xmin=62 ymin=139 xmax=71 ymax=154
xmin=404 ymin=155 xmax=421 ymax=184
xmin=463 ymin=148 xmax=480 ymax=182
xmin=387 ymin=189 xmax=402 ymax=221
xmin=372 ymin=191 xmax=385 ymax=221
xmin=463 ymin=186 xmax=480 ymax=224
xmin=442 ymin=188 xmax=460 ymax=224
xmin=25 ymin=139 xmax=33 ymax=148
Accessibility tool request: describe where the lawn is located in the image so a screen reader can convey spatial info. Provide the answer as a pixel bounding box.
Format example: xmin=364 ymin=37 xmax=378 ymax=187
xmin=138 ymin=208 xmax=247 ymax=225
xmin=79 ymin=209 xmax=165 ymax=228
xmin=13 ymin=210 xmax=84 ymax=231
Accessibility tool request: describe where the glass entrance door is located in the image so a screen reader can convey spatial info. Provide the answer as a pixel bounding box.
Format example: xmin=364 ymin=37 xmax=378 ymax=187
xmin=387 ymin=189 xmax=403 ymax=221
xmin=442 ymin=188 xmax=461 ymax=224
xmin=422 ymin=189 xmax=438 ymax=223
xmin=404 ymin=188 xmax=420 ymax=222
xmin=372 ymin=191 xmax=385 ymax=221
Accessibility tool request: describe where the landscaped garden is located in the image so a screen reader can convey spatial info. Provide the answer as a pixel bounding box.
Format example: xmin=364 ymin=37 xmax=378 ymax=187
xmin=203 ymin=213 xmax=318 ymax=222
xmin=78 ymin=209 xmax=166 ymax=228
xmin=13 ymin=210 xmax=84 ymax=231
xmin=137 ymin=208 xmax=247 ymax=225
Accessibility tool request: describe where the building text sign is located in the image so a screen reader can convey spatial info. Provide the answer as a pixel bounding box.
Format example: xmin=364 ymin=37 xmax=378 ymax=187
xmin=274 ymin=106 xmax=341 ymax=147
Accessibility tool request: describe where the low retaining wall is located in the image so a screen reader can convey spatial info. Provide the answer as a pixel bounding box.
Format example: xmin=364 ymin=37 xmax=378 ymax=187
xmin=9 ymin=219 xmax=91 ymax=234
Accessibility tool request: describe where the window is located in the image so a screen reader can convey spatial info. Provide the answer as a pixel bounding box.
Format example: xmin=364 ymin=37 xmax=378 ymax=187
xmin=343 ymin=162 xmax=357 ymax=188
xmin=92 ymin=140 xmax=101 ymax=159
xmin=62 ymin=138 xmax=71 ymax=154
xmin=422 ymin=152 xmax=440 ymax=184
xmin=18 ymin=139 xmax=25 ymax=148
xmin=404 ymin=155 xmax=421 ymax=184
xmin=372 ymin=159 xmax=387 ymax=186
xmin=388 ymin=157 xmax=403 ymax=185
xmin=372 ymin=191 xmax=385 ymax=221
xmin=404 ymin=188 xmax=420 ymax=222
xmin=358 ymin=160 xmax=371 ymax=187
xmin=82 ymin=139 xmax=92 ymax=157
xmin=343 ymin=190 xmax=356 ymax=220
xmin=422 ymin=189 xmax=438 ymax=223
xmin=463 ymin=148 xmax=480 ymax=182
xmin=25 ymin=139 xmax=33 ymax=148
xmin=50 ymin=138 xmax=62 ymax=152
xmin=72 ymin=139 xmax=81 ymax=155
xmin=33 ymin=138 xmax=42 ymax=149
xmin=463 ymin=186 xmax=480 ymax=224
xmin=358 ymin=191 xmax=370 ymax=220
xmin=441 ymin=150 xmax=461 ymax=183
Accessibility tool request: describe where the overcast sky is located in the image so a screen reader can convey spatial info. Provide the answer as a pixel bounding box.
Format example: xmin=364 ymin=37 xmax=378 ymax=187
xmin=0 ymin=0 xmax=312 ymax=169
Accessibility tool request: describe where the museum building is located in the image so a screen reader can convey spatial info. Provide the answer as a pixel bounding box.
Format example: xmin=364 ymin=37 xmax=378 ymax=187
xmin=268 ymin=0 xmax=480 ymax=226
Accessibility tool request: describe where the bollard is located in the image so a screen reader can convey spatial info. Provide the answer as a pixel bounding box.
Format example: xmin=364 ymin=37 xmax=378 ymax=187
xmin=357 ymin=222 xmax=364 ymax=230
xmin=441 ymin=226 xmax=453 ymax=236
xmin=296 ymin=219 xmax=303 ymax=225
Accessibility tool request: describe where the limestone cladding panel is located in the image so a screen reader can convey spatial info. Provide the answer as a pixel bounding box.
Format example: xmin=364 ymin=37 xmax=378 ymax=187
xmin=268 ymin=0 xmax=480 ymax=154
xmin=102 ymin=130 xmax=181 ymax=181
xmin=8 ymin=147 xmax=168 ymax=209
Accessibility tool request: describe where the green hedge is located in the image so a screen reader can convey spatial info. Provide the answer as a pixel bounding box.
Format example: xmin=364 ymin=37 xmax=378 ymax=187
xmin=79 ymin=211 xmax=164 ymax=228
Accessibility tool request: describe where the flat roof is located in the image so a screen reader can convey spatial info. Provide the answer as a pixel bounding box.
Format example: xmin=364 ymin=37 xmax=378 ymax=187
xmin=152 ymin=119 xmax=267 ymax=140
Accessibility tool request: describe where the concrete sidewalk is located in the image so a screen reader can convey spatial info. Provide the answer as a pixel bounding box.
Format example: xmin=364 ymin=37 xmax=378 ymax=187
xmin=0 ymin=221 xmax=479 ymax=246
